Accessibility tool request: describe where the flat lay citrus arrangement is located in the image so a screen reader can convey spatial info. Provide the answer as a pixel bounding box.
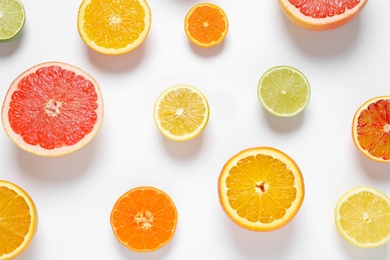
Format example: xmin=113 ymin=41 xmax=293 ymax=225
xmin=1 ymin=0 xmax=390 ymax=259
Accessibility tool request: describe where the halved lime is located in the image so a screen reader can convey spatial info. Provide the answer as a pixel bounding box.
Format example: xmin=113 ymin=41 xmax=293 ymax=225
xmin=0 ymin=0 xmax=26 ymax=42
xmin=258 ymin=66 xmax=310 ymax=117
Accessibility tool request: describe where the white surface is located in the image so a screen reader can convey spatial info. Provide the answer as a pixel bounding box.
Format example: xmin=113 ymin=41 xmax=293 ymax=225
xmin=1 ymin=1 xmax=389 ymax=259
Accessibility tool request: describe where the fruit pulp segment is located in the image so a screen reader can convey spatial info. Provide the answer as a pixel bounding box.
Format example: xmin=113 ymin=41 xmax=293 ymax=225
xmin=288 ymin=0 xmax=361 ymax=18
xmin=187 ymin=5 xmax=226 ymax=44
xmin=111 ymin=189 xmax=176 ymax=250
xmin=83 ymin=0 xmax=146 ymax=48
xmin=0 ymin=0 xmax=25 ymax=39
xmin=357 ymin=99 xmax=390 ymax=160
xmin=0 ymin=186 xmax=31 ymax=255
xmin=339 ymin=191 xmax=390 ymax=244
xmin=8 ymin=65 xmax=99 ymax=150
xmin=226 ymin=154 xmax=297 ymax=223
xmin=158 ymin=88 xmax=206 ymax=137
xmin=260 ymin=69 xmax=308 ymax=114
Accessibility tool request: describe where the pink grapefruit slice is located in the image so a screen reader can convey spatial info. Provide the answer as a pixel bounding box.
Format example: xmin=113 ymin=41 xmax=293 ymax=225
xmin=1 ymin=62 xmax=104 ymax=157
xmin=278 ymin=0 xmax=368 ymax=31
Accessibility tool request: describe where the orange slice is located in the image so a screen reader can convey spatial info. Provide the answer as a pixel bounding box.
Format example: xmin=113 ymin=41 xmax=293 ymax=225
xmin=352 ymin=96 xmax=390 ymax=162
xmin=1 ymin=62 xmax=104 ymax=157
xmin=278 ymin=0 xmax=368 ymax=31
xmin=184 ymin=3 xmax=228 ymax=48
xmin=218 ymin=147 xmax=304 ymax=231
xmin=77 ymin=0 xmax=151 ymax=55
xmin=110 ymin=186 xmax=178 ymax=252
xmin=0 ymin=180 xmax=38 ymax=259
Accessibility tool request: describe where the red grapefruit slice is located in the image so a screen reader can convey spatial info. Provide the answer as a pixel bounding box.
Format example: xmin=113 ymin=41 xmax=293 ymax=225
xmin=278 ymin=0 xmax=368 ymax=31
xmin=1 ymin=62 xmax=104 ymax=157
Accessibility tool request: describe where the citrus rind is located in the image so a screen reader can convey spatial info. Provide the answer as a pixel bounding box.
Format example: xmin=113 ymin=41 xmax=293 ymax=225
xmin=1 ymin=61 xmax=104 ymax=157
xmin=153 ymin=84 xmax=210 ymax=142
xmin=278 ymin=0 xmax=368 ymax=31
xmin=218 ymin=147 xmax=305 ymax=231
xmin=352 ymin=96 xmax=390 ymax=163
xmin=334 ymin=186 xmax=390 ymax=248
xmin=0 ymin=180 xmax=38 ymax=259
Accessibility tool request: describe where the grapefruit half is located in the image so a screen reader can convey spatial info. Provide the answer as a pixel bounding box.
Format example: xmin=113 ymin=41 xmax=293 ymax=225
xmin=1 ymin=62 xmax=104 ymax=157
xmin=278 ymin=0 xmax=368 ymax=31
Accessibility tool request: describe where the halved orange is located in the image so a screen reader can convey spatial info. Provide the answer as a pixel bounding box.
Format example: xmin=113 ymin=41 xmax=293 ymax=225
xmin=278 ymin=0 xmax=368 ymax=31
xmin=352 ymin=96 xmax=390 ymax=162
xmin=110 ymin=186 xmax=178 ymax=252
xmin=1 ymin=62 xmax=104 ymax=157
xmin=218 ymin=147 xmax=304 ymax=231
xmin=184 ymin=3 xmax=228 ymax=48
xmin=0 ymin=180 xmax=38 ymax=259
xmin=77 ymin=0 xmax=151 ymax=55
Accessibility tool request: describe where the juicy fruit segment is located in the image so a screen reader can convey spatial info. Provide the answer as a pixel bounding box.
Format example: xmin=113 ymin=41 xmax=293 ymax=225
xmin=153 ymin=84 xmax=210 ymax=141
xmin=278 ymin=0 xmax=368 ymax=31
xmin=218 ymin=147 xmax=305 ymax=231
xmin=110 ymin=186 xmax=178 ymax=252
xmin=0 ymin=180 xmax=38 ymax=259
xmin=352 ymin=96 xmax=390 ymax=162
xmin=0 ymin=0 xmax=26 ymax=42
xmin=258 ymin=66 xmax=310 ymax=117
xmin=1 ymin=62 xmax=104 ymax=157
xmin=334 ymin=186 xmax=390 ymax=248
xmin=185 ymin=3 xmax=228 ymax=48
xmin=77 ymin=0 xmax=151 ymax=55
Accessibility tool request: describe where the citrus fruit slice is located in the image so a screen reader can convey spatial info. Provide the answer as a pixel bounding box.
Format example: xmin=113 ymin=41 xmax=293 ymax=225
xmin=110 ymin=186 xmax=178 ymax=252
xmin=0 ymin=180 xmax=38 ymax=259
xmin=258 ymin=65 xmax=310 ymax=117
xmin=77 ymin=0 xmax=151 ymax=55
xmin=153 ymin=84 xmax=210 ymax=141
xmin=278 ymin=0 xmax=368 ymax=31
xmin=218 ymin=147 xmax=305 ymax=231
xmin=1 ymin=61 xmax=104 ymax=157
xmin=334 ymin=186 xmax=390 ymax=248
xmin=352 ymin=96 xmax=390 ymax=162
xmin=184 ymin=3 xmax=228 ymax=48
xmin=0 ymin=0 xmax=26 ymax=42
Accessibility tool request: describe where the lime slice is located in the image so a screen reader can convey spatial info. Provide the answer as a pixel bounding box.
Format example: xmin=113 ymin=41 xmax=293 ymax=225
xmin=258 ymin=65 xmax=310 ymax=117
xmin=0 ymin=0 xmax=26 ymax=42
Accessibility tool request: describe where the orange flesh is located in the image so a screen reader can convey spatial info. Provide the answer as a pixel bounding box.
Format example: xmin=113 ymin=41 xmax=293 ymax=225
xmin=288 ymin=0 xmax=361 ymax=18
xmin=0 ymin=186 xmax=32 ymax=255
xmin=8 ymin=65 xmax=98 ymax=150
xmin=187 ymin=5 xmax=227 ymax=45
xmin=226 ymin=154 xmax=297 ymax=223
xmin=357 ymin=99 xmax=390 ymax=160
xmin=111 ymin=188 xmax=177 ymax=251
xmin=82 ymin=0 xmax=146 ymax=49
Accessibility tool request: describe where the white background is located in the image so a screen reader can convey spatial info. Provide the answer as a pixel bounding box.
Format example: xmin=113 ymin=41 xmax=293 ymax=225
xmin=1 ymin=1 xmax=389 ymax=259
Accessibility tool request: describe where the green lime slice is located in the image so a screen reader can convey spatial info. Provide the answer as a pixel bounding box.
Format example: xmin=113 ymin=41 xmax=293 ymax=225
xmin=0 ymin=0 xmax=26 ymax=42
xmin=258 ymin=65 xmax=311 ymax=117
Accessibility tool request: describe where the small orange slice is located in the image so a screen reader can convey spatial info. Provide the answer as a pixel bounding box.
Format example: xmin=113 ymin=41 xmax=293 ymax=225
xmin=352 ymin=96 xmax=390 ymax=162
xmin=184 ymin=3 xmax=228 ymax=48
xmin=110 ymin=186 xmax=178 ymax=252
xmin=218 ymin=147 xmax=304 ymax=231
xmin=77 ymin=0 xmax=151 ymax=55
xmin=0 ymin=180 xmax=38 ymax=259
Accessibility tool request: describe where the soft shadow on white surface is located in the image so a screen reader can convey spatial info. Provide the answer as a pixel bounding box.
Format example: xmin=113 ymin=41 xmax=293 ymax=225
xmin=188 ymin=39 xmax=226 ymax=57
xmin=225 ymin=216 xmax=295 ymax=259
xmin=262 ymin=108 xmax=305 ymax=133
xmin=280 ymin=11 xmax=361 ymax=59
xmin=161 ymin=132 xmax=205 ymax=160
xmin=0 ymin=33 xmax=24 ymax=56
xmin=338 ymin=234 xmax=389 ymax=260
xmin=354 ymin=149 xmax=390 ymax=181
xmin=85 ymin=39 xmax=149 ymax=73
xmin=15 ymin=134 xmax=101 ymax=182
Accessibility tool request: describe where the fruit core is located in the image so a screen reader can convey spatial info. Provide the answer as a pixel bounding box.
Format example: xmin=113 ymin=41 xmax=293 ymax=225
xmin=256 ymin=181 xmax=268 ymax=193
xmin=385 ymin=124 xmax=390 ymax=133
xmin=45 ymin=99 xmax=63 ymax=117
xmin=0 ymin=11 xmax=3 ymax=19
xmin=135 ymin=211 xmax=154 ymax=229
xmin=176 ymin=108 xmax=184 ymax=117
xmin=110 ymin=16 xmax=121 ymax=25
xmin=288 ymin=0 xmax=361 ymax=18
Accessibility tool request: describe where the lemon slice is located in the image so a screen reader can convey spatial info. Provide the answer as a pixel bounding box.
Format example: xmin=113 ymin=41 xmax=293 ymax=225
xmin=258 ymin=65 xmax=310 ymax=117
xmin=334 ymin=186 xmax=390 ymax=248
xmin=153 ymin=84 xmax=210 ymax=141
xmin=0 ymin=0 xmax=26 ymax=42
